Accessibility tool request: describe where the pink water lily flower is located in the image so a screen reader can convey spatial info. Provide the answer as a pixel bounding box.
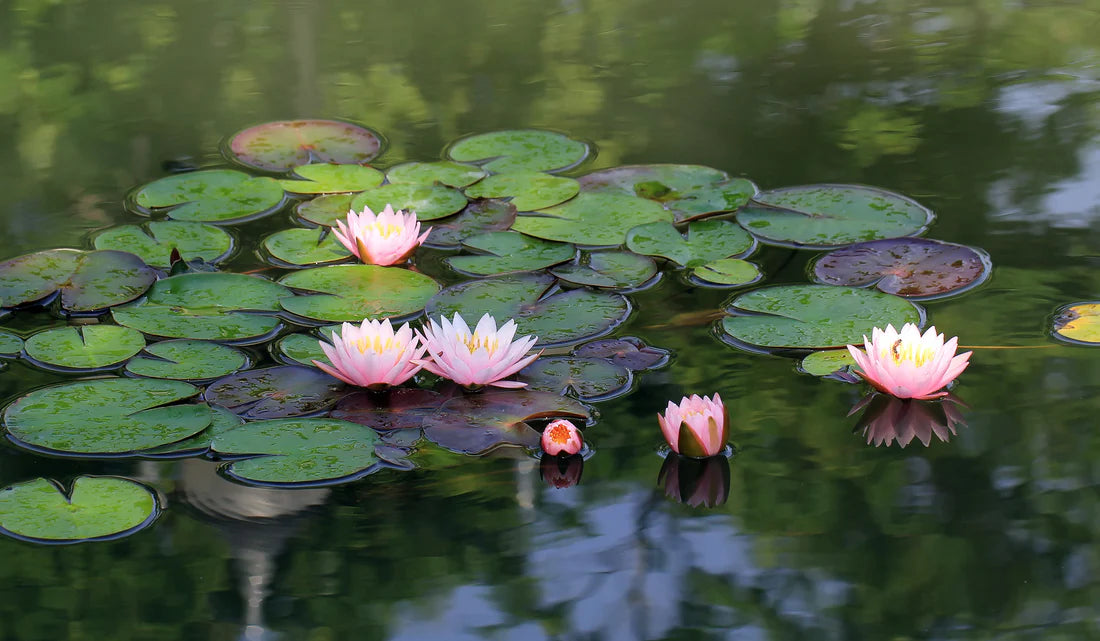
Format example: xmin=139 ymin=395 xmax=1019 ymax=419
xmin=332 ymin=204 xmax=429 ymax=266
xmin=541 ymin=419 xmax=583 ymax=456
xmin=657 ymin=394 xmax=728 ymax=458
xmin=313 ymin=318 xmax=427 ymax=389
xmin=413 ymin=313 xmax=541 ymax=390
xmin=847 ymin=323 xmax=971 ymax=400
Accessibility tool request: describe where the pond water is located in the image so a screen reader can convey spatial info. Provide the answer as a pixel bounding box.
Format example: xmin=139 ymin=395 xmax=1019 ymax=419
xmin=1 ymin=1 xmax=1099 ymax=639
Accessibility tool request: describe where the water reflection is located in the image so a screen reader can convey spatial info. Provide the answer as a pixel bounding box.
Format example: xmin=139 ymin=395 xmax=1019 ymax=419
xmin=539 ymin=453 xmax=584 ymax=489
xmin=848 ymin=393 xmax=967 ymax=447
xmin=656 ymin=454 xmax=730 ymax=508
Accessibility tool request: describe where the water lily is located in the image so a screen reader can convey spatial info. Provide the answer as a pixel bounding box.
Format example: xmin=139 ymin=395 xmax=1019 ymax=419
xmin=414 ymin=313 xmax=541 ymax=389
xmin=313 ymin=318 xmax=426 ymax=389
xmin=657 ymin=394 xmax=728 ymax=458
xmin=541 ymin=419 xmax=583 ymax=456
xmin=847 ymin=323 xmax=971 ymax=400
xmin=332 ymin=204 xmax=428 ymax=266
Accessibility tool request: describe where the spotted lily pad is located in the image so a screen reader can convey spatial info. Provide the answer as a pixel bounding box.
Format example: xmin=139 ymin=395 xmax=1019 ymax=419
xmin=800 ymin=349 xmax=858 ymax=377
xmin=386 ymin=161 xmax=487 ymax=188
xmin=425 ymin=273 xmax=630 ymax=348
xmin=0 ymin=331 xmax=23 ymax=357
xmin=690 ymin=259 xmax=762 ymax=287
xmin=1052 ymin=302 xmax=1100 ymax=345
xmin=446 ymin=129 xmax=589 ymax=174
xmin=578 ymin=164 xmax=757 ymax=221
xmin=550 ymin=250 xmax=659 ymax=290
xmin=277 ymin=163 xmax=384 ymax=195
xmin=296 ymin=193 xmax=356 ymax=226
xmin=464 ymin=172 xmax=579 ymax=211
xmin=225 ymin=119 xmax=384 ymax=172
xmin=571 ymin=336 xmax=670 ymax=370
xmin=0 ymin=477 xmax=158 ymax=544
xmin=332 ymin=388 xmax=450 ymax=432
xmin=204 ymin=366 xmax=346 ymax=419
xmin=423 ymin=199 xmax=517 ymax=250
xmin=3 ymin=378 xmax=210 ymax=455
xmin=446 ymin=231 xmax=574 ymax=276
xmin=0 ymin=249 xmax=156 ymax=312
xmin=273 ymin=331 xmax=328 ymax=367
xmin=518 ymin=356 xmax=633 ymax=401
xmin=279 ymin=265 xmax=440 ymax=323
xmin=92 ymin=222 xmax=234 ymax=269
xmin=811 ymin=237 xmax=991 ymax=299
xmin=350 ymin=183 xmax=466 ymax=221
xmin=262 ymin=227 xmax=352 ymax=267
xmin=422 ymin=390 xmax=590 ymax=455
xmin=125 ymin=340 xmax=249 ymax=382
xmin=0 ymin=249 xmax=81 ymax=308
xmin=512 ymin=193 xmax=673 ymax=246
xmin=720 ymin=284 xmax=924 ymax=350
xmin=129 ymin=169 xmax=287 ymax=224
xmin=626 ymin=220 xmax=755 ymax=267
xmin=24 ymin=325 xmax=146 ymax=371
xmin=140 ymin=405 xmax=244 ymax=458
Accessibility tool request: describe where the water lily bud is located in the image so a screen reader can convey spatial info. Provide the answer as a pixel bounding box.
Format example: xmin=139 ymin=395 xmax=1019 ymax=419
xmin=540 ymin=419 xmax=583 ymax=456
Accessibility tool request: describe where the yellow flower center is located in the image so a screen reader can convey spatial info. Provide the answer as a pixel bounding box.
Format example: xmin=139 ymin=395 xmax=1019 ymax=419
xmin=883 ymin=338 xmax=935 ymax=367
xmin=371 ymin=223 xmax=405 ymax=238
xmin=461 ymin=332 xmax=499 ymax=356
xmin=548 ymin=424 xmax=572 ymax=444
xmin=355 ymin=336 xmax=400 ymax=355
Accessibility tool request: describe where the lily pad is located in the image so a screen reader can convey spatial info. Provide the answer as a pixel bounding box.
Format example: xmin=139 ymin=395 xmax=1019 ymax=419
xmin=0 ymin=477 xmax=158 ymax=544
xmin=690 ymin=258 xmax=762 ymax=287
xmin=464 ymin=171 xmax=579 ymax=211
xmin=423 ymin=199 xmax=517 ymax=250
xmin=800 ymin=349 xmax=858 ymax=377
xmin=211 ymin=417 xmax=383 ymax=485
xmin=273 ymin=331 xmax=329 ymax=367
xmin=518 ymin=356 xmax=633 ymax=401
xmin=279 ymin=265 xmax=439 ymax=323
xmin=446 ymin=129 xmax=589 ymax=174
xmin=204 ymin=366 xmax=346 ymax=419
xmin=571 ymin=336 xmax=670 ymax=370
xmin=140 ymin=405 xmax=244 ymax=458
xmin=24 ymin=325 xmax=146 ymax=371
xmin=386 ymin=161 xmax=487 ymax=188
xmin=225 ymin=119 xmax=384 ymax=172
xmin=93 ymin=221 xmax=234 ymax=269
xmin=810 ymin=237 xmax=992 ymax=299
xmin=332 ymin=388 xmax=449 ymax=432
xmin=0 ymin=249 xmax=81 ymax=308
xmin=1052 ymin=302 xmax=1100 ymax=345
xmin=0 ymin=249 xmax=156 ymax=312
xmin=3 ymin=378 xmax=210 ymax=455
xmin=446 ymin=231 xmax=574 ymax=276
xmin=512 ymin=193 xmax=673 ymax=246
xmin=350 ymin=183 xmax=466 ymax=221
xmin=129 ymin=169 xmax=287 ymax=224
xmin=0 ymin=331 xmax=23 ymax=357
xmin=720 ymin=284 xmax=924 ymax=350
xmin=578 ymin=164 xmax=757 ymax=221
xmin=425 ymin=273 xmax=630 ymax=348
xmin=626 ymin=220 xmax=755 ymax=267
xmin=736 ymin=184 xmax=934 ymax=248
xmin=296 ymin=193 xmax=356 ymax=227
xmin=550 ymin=250 xmax=659 ymax=290
xmin=262 ymin=227 xmax=352 ymax=267
xmin=422 ymin=390 xmax=590 ymax=455
xmin=112 ymin=273 xmax=291 ymax=344
xmin=277 ymin=163 xmax=384 ymax=195
xmin=125 ymin=340 xmax=249 ymax=381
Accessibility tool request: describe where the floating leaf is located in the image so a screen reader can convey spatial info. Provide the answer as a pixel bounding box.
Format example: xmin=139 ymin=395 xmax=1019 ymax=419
xmin=139 ymin=405 xmax=243 ymax=458
xmin=518 ymin=356 xmax=633 ymax=401
xmin=800 ymin=349 xmax=857 ymax=377
xmin=1052 ymin=302 xmax=1100 ymax=345
xmin=4 ymin=378 xmax=210 ymax=455
xmin=386 ymin=161 xmax=487 ymax=188
xmin=464 ymin=171 xmax=579 ymax=211
xmin=92 ymin=221 xmax=234 ymax=269
xmin=204 ymin=366 xmax=346 ymax=419
xmin=445 ymin=231 xmax=574 ymax=276
xmin=626 ymin=220 xmax=755 ymax=267
xmin=225 ymin=119 xmax=384 ymax=172
xmin=0 ymin=331 xmax=23 ymax=357
xmin=332 ymin=388 xmax=449 ymax=432
xmin=446 ymin=129 xmax=589 ymax=173
xmin=810 ymin=237 xmax=991 ymax=299
xmin=262 ymin=227 xmax=352 ymax=267
xmin=350 ymin=183 xmax=466 ymax=221
xmin=571 ymin=336 xmax=670 ymax=370
xmin=720 ymin=284 xmax=923 ymax=350
xmin=511 ymin=193 xmax=672 ymax=246
xmin=129 ymin=169 xmax=286 ymax=224
xmin=423 ymin=199 xmax=517 ymax=250
xmin=279 ymin=265 xmax=439 ymax=323
xmin=125 ymin=340 xmax=249 ymax=382
xmin=425 ymin=273 xmax=630 ymax=348
xmin=0 ymin=477 xmax=157 ymax=544
xmin=422 ymin=390 xmax=590 ymax=455
xmin=277 ymin=163 xmax=384 ymax=195
xmin=296 ymin=193 xmax=356 ymax=226
xmin=273 ymin=331 xmax=328 ymax=367
xmin=24 ymin=325 xmax=145 ymax=371
xmin=578 ymin=164 xmax=757 ymax=221
xmin=690 ymin=258 xmax=762 ymax=287
xmin=0 ymin=249 xmax=156 ymax=312
xmin=0 ymin=249 xmax=81 ymax=308
xmin=550 ymin=250 xmax=659 ymax=290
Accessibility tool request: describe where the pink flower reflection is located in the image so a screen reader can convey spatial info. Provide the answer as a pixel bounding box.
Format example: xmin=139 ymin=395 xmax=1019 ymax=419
xmin=657 ymin=454 xmax=730 ymax=508
xmin=539 ymin=454 xmax=584 ymax=489
xmin=849 ymin=392 xmax=968 ymax=448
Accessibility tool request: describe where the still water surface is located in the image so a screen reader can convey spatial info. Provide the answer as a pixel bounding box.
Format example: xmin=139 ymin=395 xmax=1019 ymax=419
xmin=1 ymin=1 xmax=1099 ymax=639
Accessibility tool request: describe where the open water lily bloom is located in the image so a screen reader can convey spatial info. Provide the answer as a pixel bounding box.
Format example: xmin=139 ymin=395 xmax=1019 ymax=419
xmin=657 ymin=394 xmax=728 ymax=458
xmin=847 ymin=323 xmax=971 ymax=400
xmin=313 ymin=318 xmax=426 ymax=389
xmin=541 ymin=419 xmax=583 ymax=456
xmin=332 ymin=204 xmax=429 ymax=266
xmin=414 ymin=313 xmax=541 ymax=389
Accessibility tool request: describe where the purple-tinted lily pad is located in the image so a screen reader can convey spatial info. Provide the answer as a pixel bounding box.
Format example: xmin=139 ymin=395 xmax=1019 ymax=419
xmin=423 ymin=199 xmax=517 ymax=250
xmin=331 ymin=388 xmax=453 ymax=432
xmin=204 ymin=366 xmax=346 ymax=420
xmin=578 ymin=164 xmax=757 ymax=222
xmin=225 ymin=119 xmax=384 ymax=173
xmin=422 ymin=390 xmax=590 ymax=455
xmin=571 ymin=336 xmax=670 ymax=371
xmin=811 ymin=237 xmax=992 ymax=300
xmin=517 ymin=356 xmax=633 ymax=402
xmin=0 ymin=249 xmax=155 ymax=312
xmin=549 ymin=250 xmax=659 ymax=291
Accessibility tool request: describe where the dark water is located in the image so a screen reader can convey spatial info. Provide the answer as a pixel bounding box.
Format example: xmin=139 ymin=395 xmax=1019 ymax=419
xmin=1 ymin=1 xmax=1099 ymax=639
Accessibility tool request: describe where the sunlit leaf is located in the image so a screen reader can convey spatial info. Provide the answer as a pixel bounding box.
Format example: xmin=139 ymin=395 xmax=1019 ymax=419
xmin=690 ymin=258 xmax=762 ymax=287
xmin=92 ymin=221 xmax=234 ymax=269
xmin=446 ymin=129 xmax=589 ymax=173
xmin=0 ymin=477 xmax=158 ymax=544
xmin=277 ymin=163 xmax=384 ymax=194
xmin=1052 ymin=302 xmax=1100 ymax=345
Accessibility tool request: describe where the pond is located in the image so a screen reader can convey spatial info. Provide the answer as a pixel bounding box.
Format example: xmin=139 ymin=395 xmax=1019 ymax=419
xmin=1 ymin=1 xmax=1099 ymax=639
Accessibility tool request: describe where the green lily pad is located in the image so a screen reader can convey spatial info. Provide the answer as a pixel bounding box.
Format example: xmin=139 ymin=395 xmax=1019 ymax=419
xmin=571 ymin=336 xmax=670 ymax=371
xmin=1052 ymin=302 xmax=1100 ymax=345
xmin=511 ymin=193 xmax=673 ymax=246
xmin=386 ymin=161 xmax=487 ymax=188
xmin=129 ymin=169 xmax=287 ymax=224
xmin=0 ymin=477 xmax=158 ymax=544
xmin=350 ymin=183 xmax=466 ymax=221
xmin=736 ymin=184 xmax=934 ymax=248
xmin=549 ymin=250 xmax=659 ymax=290
xmin=446 ymin=129 xmax=589 ymax=174
xmin=225 ymin=119 xmax=384 ymax=172
xmin=140 ymin=404 xmax=244 ymax=458
xmin=422 ymin=390 xmax=590 ymax=455
xmin=92 ymin=221 xmax=234 ymax=269
xmin=262 ymin=227 xmax=352 ymax=267
xmin=204 ymin=366 xmax=346 ymax=419
xmin=0 ymin=249 xmax=156 ymax=312
xmin=296 ymin=193 xmax=356 ymax=227
xmin=277 ymin=163 xmax=384 ymax=195
xmin=464 ymin=171 xmax=579 ymax=211
xmin=211 ymin=417 xmax=383 ymax=485
xmin=578 ymin=164 xmax=757 ymax=221
xmin=445 ymin=231 xmax=574 ymax=276
xmin=3 ymin=378 xmax=210 ymax=455
xmin=423 ymin=199 xmax=517 ymax=250
xmin=279 ymin=265 xmax=439 ymax=323
xmin=111 ymin=272 xmax=291 ymax=344
xmin=626 ymin=220 xmax=755 ymax=267
xmin=125 ymin=340 xmax=249 ymax=381
xmin=425 ymin=272 xmax=630 ymax=348
xmin=0 ymin=249 xmax=82 ymax=308
xmin=0 ymin=330 xmax=23 ymax=357
xmin=273 ymin=331 xmax=328 ymax=367
xmin=720 ymin=284 xmax=924 ymax=350
xmin=690 ymin=258 xmax=762 ymax=287
xmin=24 ymin=325 xmax=146 ymax=371
xmin=518 ymin=356 xmax=633 ymax=402
xmin=332 ymin=388 xmax=451 ymax=432
xmin=800 ymin=349 xmax=857 ymax=377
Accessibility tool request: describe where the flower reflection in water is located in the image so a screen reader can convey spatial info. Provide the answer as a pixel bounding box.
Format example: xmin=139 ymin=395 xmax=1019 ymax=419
xmin=849 ymin=392 xmax=968 ymax=448
xmin=657 ymin=454 xmax=731 ymax=508
xmin=539 ymin=453 xmax=584 ymax=489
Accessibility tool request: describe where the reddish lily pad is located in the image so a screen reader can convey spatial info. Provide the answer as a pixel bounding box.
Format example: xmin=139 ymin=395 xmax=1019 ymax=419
xmin=578 ymin=164 xmax=757 ymax=221
xmin=225 ymin=119 xmax=384 ymax=172
xmin=511 ymin=193 xmax=673 ymax=246
xmin=517 ymin=356 xmax=633 ymax=401
xmin=811 ymin=237 xmax=991 ymax=299
xmin=571 ymin=336 xmax=670 ymax=371
xmin=446 ymin=129 xmax=589 ymax=174
xmin=423 ymin=199 xmax=517 ymax=250
xmin=331 ymin=388 xmax=451 ymax=432
xmin=129 ymin=169 xmax=287 ymax=224
xmin=386 ymin=161 xmax=487 ymax=188
xmin=204 ymin=366 xmax=346 ymax=420
xmin=446 ymin=231 xmax=574 ymax=276
xmin=1052 ymin=302 xmax=1100 ymax=345
xmin=464 ymin=171 xmax=579 ymax=211
xmin=350 ymin=183 xmax=467 ymax=221
xmin=422 ymin=390 xmax=590 ymax=455
xmin=296 ymin=193 xmax=356 ymax=227
xmin=625 ymin=220 xmax=755 ymax=267
xmin=277 ymin=163 xmax=384 ymax=195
